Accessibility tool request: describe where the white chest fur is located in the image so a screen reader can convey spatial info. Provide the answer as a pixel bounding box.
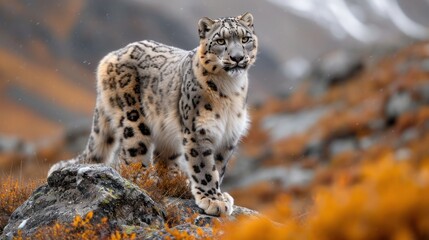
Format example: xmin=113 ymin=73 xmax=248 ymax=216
xmin=212 ymin=72 xmax=249 ymax=146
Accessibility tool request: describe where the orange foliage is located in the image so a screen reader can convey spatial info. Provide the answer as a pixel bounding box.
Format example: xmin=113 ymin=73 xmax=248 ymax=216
xmin=15 ymin=211 xmax=136 ymax=240
xmin=164 ymin=223 xmax=212 ymax=240
xmin=396 ymin=106 xmax=429 ymax=132
xmin=0 ymin=177 xmax=44 ymax=230
xmin=231 ymin=182 xmax=286 ymax=211
xmin=272 ymin=133 xmax=310 ymax=160
xmin=120 ymin=162 xmax=192 ymax=204
xmin=330 ymin=150 xmax=358 ymax=167
xmin=220 ymin=156 xmax=429 ymax=240
xmin=407 ymin=129 xmax=429 ymax=163
xmin=120 ymin=162 xmax=198 ymax=229
xmin=315 ymin=97 xmax=383 ymax=141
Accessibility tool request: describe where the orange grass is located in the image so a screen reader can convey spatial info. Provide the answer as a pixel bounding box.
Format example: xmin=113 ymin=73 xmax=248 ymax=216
xmin=0 ymin=177 xmax=44 ymax=231
xmin=119 ymin=162 xmax=193 ymax=204
xmin=14 ymin=211 xmax=136 ymax=240
xmin=220 ymin=154 xmax=429 ymax=240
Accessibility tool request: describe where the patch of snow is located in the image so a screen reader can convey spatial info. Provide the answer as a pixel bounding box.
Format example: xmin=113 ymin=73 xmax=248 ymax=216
xmin=18 ymin=218 xmax=29 ymax=229
xmin=77 ymin=166 xmax=93 ymax=176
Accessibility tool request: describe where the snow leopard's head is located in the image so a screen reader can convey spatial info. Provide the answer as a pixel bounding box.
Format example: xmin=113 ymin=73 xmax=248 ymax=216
xmin=197 ymin=13 xmax=258 ymax=76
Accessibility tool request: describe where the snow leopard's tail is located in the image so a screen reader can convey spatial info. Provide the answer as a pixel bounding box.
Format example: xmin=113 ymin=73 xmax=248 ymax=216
xmin=47 ymin=158 xmax=80 ymax=177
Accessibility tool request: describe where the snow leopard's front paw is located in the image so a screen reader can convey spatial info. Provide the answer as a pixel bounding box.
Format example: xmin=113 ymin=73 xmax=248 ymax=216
xmin=193 ymin=190 xmax=234 ymax=216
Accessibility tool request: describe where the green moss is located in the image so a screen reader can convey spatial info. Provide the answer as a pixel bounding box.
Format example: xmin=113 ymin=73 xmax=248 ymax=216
xmin=121 ymin=225 xmax=138 ymax=234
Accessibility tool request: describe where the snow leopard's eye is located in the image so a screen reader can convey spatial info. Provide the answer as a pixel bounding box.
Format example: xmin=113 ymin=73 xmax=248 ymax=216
xmin=216 ymin=39 xmax=226 ymax=45
xmin=241 ymin=37 xmax=250 ymax=44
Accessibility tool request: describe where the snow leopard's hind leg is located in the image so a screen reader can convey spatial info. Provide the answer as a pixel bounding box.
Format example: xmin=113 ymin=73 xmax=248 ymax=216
xmin=97 ymin=48 xmax=154 ymax=168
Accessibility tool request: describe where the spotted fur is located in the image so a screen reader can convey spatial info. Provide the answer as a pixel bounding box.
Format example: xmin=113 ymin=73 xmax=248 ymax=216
xmin=48 ymin=13 xmax=258 ymax=216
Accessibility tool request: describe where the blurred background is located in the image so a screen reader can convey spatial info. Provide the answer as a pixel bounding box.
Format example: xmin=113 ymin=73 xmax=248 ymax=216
xmin=1 ymin=0 xmax=429 ymax=212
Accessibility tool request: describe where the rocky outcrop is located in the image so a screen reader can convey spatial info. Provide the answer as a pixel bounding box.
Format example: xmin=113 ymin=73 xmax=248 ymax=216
xmin=1 ymin=164 xmax=258 ymax=239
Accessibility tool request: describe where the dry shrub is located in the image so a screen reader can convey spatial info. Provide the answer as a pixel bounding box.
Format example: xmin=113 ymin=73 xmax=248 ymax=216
xmin=120 ymin=162 xmax=192 ymax=203
xmin=163 ymin=202 xmax=202 ymax=228
xmin=0 ymin=177 xmax=44 ymax=231
xmin=15 ymin=211 xmax=136 ymax=240
xmin=163 ymin=213 xmax=220 ymax=240
xmin=164 ymin=223 xmax=212 ymax=240
xmin=220 ymin=155 xmax=429 ymax=240
xmin=121 ymin=162 xmax=216 ymax=238
xmin=120 ymin=162 xmax=194 ymax=228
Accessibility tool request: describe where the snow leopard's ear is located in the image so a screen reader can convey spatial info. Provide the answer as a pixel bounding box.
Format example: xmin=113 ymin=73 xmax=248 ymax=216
xmin=238 ymin=12 xmax=254 ymax=30
xmin=198 ymin=17 xmax=215 ymax=39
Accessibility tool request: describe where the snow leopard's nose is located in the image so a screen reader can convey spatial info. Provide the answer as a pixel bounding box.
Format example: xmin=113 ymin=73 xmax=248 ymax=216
xmin=230 ymin=52 xmax=244 ymax=64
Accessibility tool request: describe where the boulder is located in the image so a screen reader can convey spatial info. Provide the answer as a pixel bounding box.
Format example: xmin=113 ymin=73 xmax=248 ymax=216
xmin=1 ymin=164 xmax=258 ymax=239
xmin=385 ymin=91 xmax=415 ymax=126
xmin=307 ymin=50 xmax=364 ymax=96
xmin=262 ymin=107 xmax=330 ymax=141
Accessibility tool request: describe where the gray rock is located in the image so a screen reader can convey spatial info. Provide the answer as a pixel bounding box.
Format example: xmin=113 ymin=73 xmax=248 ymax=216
xmin=125 ymin=199 xmax=259 ymax=239
xmin=400 ymin=128 xmax=419 ymax=144
xmin=359 ymin=135 xmax=379 ymax=150
xmin=1 ymin=164 xmax=165 ymax=239
xmin=282 ymin=57 xmax=311 ymax=82
xmin=223 ymin=154 xmax=262 ymax=189
xmin=1 ymin=164 xmax=260 ymax=239
xmin=165 ymin=198 xmax=259 ymax=227
xmin=227 ymin=166 xmax=314 ymax=190
xmin=149 ymin=200 xmax=258 ymax=239
xmin=308 ymin=50 xmax=364 ymax=95
xmin=368 ymin=118 xmax=386 ymax=131
xmin=385 ymin=91 xmax=415 ymax=125
xmin=262 ymin=107 xmax=330 ymax=141
xmin=303 ymin=138 xmax=324 ymax=158
xmin=317 ymin=50 xmax=363 ymax=86
xmin=329 ymin=137 xmax=358 ymax=156
xmin=395 ymin=148 xmax=412 ymax=161
xmin=150 ymin=223 xmax=213 ymax=240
